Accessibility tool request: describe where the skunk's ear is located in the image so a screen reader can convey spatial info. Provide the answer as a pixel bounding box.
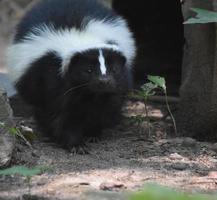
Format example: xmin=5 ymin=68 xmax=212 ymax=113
xmin=117 ymin=54 xmax=127 ymax=66
xmin=107 ymin=52 xmax=127 ymax=67
xmin=64 ymin=53 xmax=85 ymax=75
xmin=68 ymin=53 xmax=83 ymax=67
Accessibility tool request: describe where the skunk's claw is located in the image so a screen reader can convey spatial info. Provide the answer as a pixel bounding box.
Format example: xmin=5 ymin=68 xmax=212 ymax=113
xmin=85 ymin=137 xmax=100 ymax=143
xmin=70 ymin=144 xmax=89 ymax=155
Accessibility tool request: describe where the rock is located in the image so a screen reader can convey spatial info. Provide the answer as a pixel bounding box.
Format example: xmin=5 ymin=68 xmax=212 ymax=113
xmin=171 ymin=137 xmax=185 ymax=144
xmin=36 ymin=177 xmax=48 ymax=186
xmin=0 ymin=73 xmax=16 ymax=97
xmin=0 ymin=130 xmax=14 ymax=167
xmin=100 ymin=182 xmax=126 ymax=191
xmin=169 ymin=153 xmax=184 ymax=161
xmin=171 ymin=162 xmax=189 ymax=171
xmin=0 ymin=86 xmax=15 ymax=168
xmin=0 ymin=87 xmax=13 ymax=120
xmin=208 ymin=171 xmax=217 ymax=179
xmin=182 ymin=137 xmax=197 ymax=147
xmin=212 ymin=143 xmax=217 ymax=152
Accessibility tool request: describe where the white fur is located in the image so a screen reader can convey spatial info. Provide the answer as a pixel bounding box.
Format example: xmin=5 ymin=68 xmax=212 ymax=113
xmin=7 ymin=18 xmax=136 ymax=82
xmin=98 ymin=49 xmax=107 ymax=75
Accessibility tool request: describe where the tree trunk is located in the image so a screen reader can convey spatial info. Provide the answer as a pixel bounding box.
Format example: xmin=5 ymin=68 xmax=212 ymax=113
xmin=178 ymin=0 xmax=217 ymax=140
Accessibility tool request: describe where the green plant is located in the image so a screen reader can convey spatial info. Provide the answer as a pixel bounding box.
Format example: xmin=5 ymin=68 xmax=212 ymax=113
xmin=0 ymin=121 xmax=32 ymax=148
xmin=147 ymin=75 xmax=177 ymax=135
xmin=184 ymin=8 xmax=217 ymax=24
xmin=130 ymin=184 xmax=215 ymax=200
xmin=0 ymin=166 xmax=47 ymax=194
xmin=129 ymin=115 xmax=147 ymax=135
xmin=0 ymin=165 xmax=45 ymax=177
xmin=136 ymin=76 xmax=177 ymax=136
xmin=137 ymin=82 xmax=158 ymax=136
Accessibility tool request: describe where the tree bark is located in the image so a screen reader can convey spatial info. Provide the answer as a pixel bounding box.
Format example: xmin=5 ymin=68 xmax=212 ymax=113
xmin=178 ymin=0 xmax=217 ymax=140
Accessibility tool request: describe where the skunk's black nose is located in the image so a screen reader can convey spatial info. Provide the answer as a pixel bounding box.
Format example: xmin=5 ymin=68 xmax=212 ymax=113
xmin=99 ymin=75 xmax=112 ymax=84
xmin=95 ymin=75 xmax=116 ymax=92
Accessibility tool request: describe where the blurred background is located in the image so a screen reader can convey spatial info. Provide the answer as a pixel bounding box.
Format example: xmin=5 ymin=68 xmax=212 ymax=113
xmin=0 ymin=0 xmax=38 ymax=72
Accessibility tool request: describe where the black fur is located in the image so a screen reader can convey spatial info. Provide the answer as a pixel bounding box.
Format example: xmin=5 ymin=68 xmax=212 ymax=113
xmin=14 ymin=0 xmax=118 ymax=42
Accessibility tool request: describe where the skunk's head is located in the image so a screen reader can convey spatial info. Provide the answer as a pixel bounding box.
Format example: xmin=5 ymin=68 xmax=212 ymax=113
xmin=64 ymin=48 xmax=130 ymax=93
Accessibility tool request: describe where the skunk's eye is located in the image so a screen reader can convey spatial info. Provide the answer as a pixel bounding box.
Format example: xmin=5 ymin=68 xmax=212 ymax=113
xmin=87 ymin=68 xmax=92 ymax=73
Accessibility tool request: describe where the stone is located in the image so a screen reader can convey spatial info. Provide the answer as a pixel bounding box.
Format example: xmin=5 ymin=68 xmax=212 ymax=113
xmin=169 ymin=153 xmax=184 ymax=160
xmin=0 ymin=73 xmax=16 ymax=97
xmin=212 ymin=143 xmax=217 ymax=152
xmin=182 ymin=137 xmax=197 ymax=147
xmin=0 ymin=86 xmax=15 ymax=168
xmin=171 ymin=162 xmax=189 ymax=171
xmin=99 ymin=182 xmax=126 ymax=191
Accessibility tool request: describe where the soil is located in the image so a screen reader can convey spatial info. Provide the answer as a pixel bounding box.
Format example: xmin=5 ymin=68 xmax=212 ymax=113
xmin=1 ymin=100 xmax=217 ymax=200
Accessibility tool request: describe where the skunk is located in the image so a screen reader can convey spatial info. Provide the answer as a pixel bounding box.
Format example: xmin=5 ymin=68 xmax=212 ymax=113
xmin=7 ymin=0 xmax=136 ymax=152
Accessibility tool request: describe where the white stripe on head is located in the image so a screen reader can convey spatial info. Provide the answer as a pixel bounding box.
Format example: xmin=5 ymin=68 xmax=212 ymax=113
xmin=98 ymin=49 xmax=106 ymax=75
xmin=7 ymin=18 xmax=136 ymax=82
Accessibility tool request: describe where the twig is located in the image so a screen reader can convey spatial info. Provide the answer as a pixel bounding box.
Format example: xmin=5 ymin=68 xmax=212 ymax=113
xmin=144 ymin=98 xmax=151 ymax=136
xmin=164 ymin=89 xmax=177 ymax=135
xmin=15 ymin=128 xmax=33 ymax=149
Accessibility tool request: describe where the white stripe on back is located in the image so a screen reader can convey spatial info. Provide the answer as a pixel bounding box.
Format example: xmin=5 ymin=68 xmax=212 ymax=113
xmin=98 ymin=49 xmax=107 ymax=75
xmin=7 ymin=19 xmax=136 ymax=82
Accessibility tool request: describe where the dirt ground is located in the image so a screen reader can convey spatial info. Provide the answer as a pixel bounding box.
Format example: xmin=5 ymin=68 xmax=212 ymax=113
xmin=1 ymin=100 xmax=217 ymax=200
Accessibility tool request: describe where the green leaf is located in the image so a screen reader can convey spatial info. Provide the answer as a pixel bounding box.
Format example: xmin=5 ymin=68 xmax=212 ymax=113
xmin=139 ymin=82 xmax=157 ymax=99
xmin=9 ymin=127 xmax=19 ymax=136
xmin=130 ymin=184 xmax=215 ymax=200
xmin=130 ymin=115 xmax=145 ymax=123
xmin=147 ymin=75 xmax=166 ymax=90
xmin=141 ymin=82 xmax=158 ymax=92
xmin=0 ymin=166 xmax=45 ymax=177
xmin=0 ymin=122 xmax=5 ymax=127
xmin=184 ymin=8 xmax=217 ymax=24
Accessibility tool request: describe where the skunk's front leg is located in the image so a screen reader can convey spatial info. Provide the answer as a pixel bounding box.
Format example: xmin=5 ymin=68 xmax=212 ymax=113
xmin=52 ymin=110 xmax=89 ymax=154
xmin=56 ymin=127 xmax=89 ymax=154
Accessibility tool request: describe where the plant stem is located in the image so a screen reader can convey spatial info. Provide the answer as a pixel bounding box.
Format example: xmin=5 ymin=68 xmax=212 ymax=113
xmin=16 ymin=129 xmax=33 ymax=149
xmin=27 ymin=177 xmax=31 ymax=195
xmin=144 ymin=98 xmax=151 ymax=136
xmin=164 ymin=89 xmax=177 ymax=135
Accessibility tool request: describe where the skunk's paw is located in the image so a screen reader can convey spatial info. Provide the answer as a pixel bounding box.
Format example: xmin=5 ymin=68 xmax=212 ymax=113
xmin=70 ymin=143 xmax=89 ymax=155
xmin=85 ymin=136 xmax=100 ymax=143
xmin=59 ymin=129 xmax=86 ymax=152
